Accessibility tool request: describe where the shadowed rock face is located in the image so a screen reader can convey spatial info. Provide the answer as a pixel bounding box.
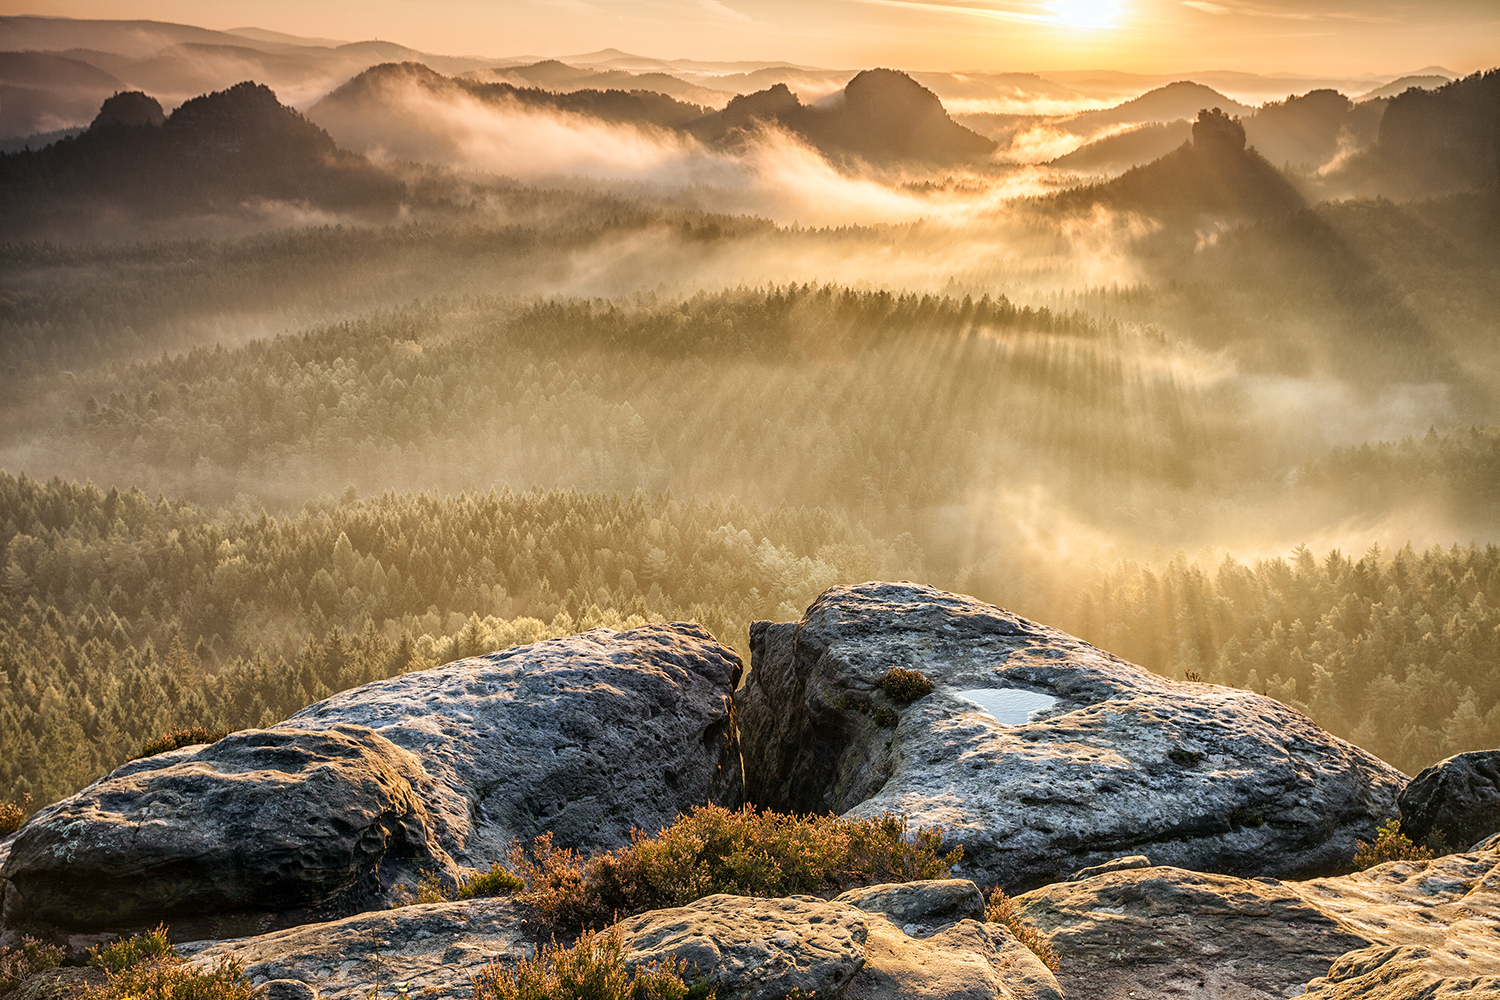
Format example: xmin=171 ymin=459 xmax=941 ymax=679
xmin=1399 ymin=749 xmax=1500 ymax=849
xmin=737 ymin=582 xmax=1405 ymax=891
xmin=0 ymin=623 xmax=744 ymax=941
xmin=1 ymin=725 xmax=456 ymax=935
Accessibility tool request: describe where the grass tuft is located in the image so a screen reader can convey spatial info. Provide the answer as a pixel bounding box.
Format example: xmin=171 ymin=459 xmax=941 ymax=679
xmin=132 ymin=727 xmax=227 ymax=761
xmin=985 ymin=886 xmax=1060 ymax=973
xmin=1353 ymin=818 xmax=1434 ymax=869
xmin=87 ymin=925 xmax=178 ymax=973
xmin=878 ymin=668 xmax=933 ymax=702
xmin=459 ymin=862 xmax=527 ymax=899
xmin=470 ymin=927 xmax=712 ymax=1000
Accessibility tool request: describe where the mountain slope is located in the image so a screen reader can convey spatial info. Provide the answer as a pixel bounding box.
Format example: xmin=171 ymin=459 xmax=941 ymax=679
xmin=1054 ymin=108 xmax=1304 ymax=219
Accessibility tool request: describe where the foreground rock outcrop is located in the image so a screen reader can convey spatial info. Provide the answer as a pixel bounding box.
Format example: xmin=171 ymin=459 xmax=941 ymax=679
xmin=1 ymin=623 xmax=743 ymax=940
xmin=738 ymin=583 xmax=1405 ymax=890
xmin=1017 ymin=846 xmax=1500 ymax=998
xmin=2 ymin=725 xmax=458 ymax=941
xmin=179 ymin=879 xmax=1062 ymax=1000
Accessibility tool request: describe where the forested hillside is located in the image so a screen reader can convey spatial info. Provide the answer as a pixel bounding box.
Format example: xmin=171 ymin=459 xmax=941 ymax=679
xmin=5 ymin=471 xmax=1499 ymax=811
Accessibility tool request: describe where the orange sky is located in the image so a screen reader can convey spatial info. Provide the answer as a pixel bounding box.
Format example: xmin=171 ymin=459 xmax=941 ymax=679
xmin=7 ymin=0 xmax=1498 ymax=76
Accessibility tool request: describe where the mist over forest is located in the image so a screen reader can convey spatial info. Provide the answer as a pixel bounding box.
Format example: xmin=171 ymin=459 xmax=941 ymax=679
xmin=1 ymin=13 xmax=1499 ymax=815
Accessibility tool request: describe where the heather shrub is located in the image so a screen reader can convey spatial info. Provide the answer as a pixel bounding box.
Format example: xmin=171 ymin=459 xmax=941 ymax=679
xmin=1353 ymin=819 xmax=1434 ymax=869
xmin=985 ymin=886 xmax=1060 ymax=972
xmin=82 ymin=926 xmax=255 ymax=999
xmin=0 ymin=936 xmax=64 ymax=992
xmin=470 ymin=928 xmax=712 ymax=1000
xmin=82 ymin=956 xmax=257 ymax=1000
xmin=0 ymin=793 xmax=30 ymax=836
xmin=509 ymin=804 xmax=962 ymax=931
xmin=879 ymin=667 xmax=933 ymax=702
xmin=133 ymin=727 xmax=227 ymax=761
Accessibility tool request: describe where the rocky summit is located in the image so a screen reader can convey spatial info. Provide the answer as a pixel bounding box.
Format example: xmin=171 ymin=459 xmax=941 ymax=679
xmin=737 ymin=582 xmax=1406 ymax=890
xmin=0 ymin=623 xmax=743 ymax=941
xmin=2 ymin=583 xmax=1498 ymax=996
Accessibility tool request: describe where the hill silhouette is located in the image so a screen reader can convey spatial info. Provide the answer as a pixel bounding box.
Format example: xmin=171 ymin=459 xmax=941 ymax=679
xmin=1063 ymin=81 xmax=1250 ymax=132
xmin=1377 ymin=69 xmax=1500 ymax=192
xmin=1053 ymin=108 xmax=1304 ymax=219
xmin=1243 ymin=89 xmax=1384 ymax=169
xmin=689 ymin=68 xmax=996 ymax=164
xmin=0 ymin=81 xmax=404 ymax=237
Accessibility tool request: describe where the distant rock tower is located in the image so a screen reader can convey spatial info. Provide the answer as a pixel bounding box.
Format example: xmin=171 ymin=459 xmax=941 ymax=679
xmin=90 ymin=91 xmax=166 ymax=130
xmin=1192 ymin=107 xmax=1246 ymax=156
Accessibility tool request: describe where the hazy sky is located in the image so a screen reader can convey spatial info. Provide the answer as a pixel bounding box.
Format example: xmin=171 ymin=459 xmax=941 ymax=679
xmin=9 ymin=0 xmax=1498 ymax=75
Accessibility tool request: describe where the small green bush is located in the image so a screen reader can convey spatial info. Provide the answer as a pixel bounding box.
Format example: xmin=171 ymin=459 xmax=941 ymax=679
xmin=459 ymin=862 xmax=527 ymax=899
xmin=1353 ymin=819 xmax=1434 ymax=869
xmin=878 ymin=668 xmax=933 ymax=702
xmin=985 ymin=886 xmax=1060 ymax=973
xmin=87 ymin=925 xmax=177 ymax=973
xmin=471 ymin=928 xmax=712 ymax=1000
xmin=509 ymin=804 xmax=962 ymax=932
xmin=394 ymin=863 xmax=525 ymax=907
xmin=0 ymin=792 xmax=31 ymax=836
xmin=133 ymin=727 xmax=227 ymax=761
xmin=0 ymin=935 xmax=65 ymax=992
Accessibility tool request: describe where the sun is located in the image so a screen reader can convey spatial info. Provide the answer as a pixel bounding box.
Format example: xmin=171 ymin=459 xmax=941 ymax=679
xmin=1044 ymin=0 xmax=1126 ymax=29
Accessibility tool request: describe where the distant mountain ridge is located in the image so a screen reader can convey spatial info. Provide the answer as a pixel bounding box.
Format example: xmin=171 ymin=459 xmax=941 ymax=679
xmin=0 ymin=81 xmax=404 ymax=237
xmin=313 ymin=62 xmax=997 ymax=167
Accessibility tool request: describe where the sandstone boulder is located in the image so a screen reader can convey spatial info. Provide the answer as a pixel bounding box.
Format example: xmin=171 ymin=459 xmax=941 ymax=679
xmin=1399 ymin=749 xmax=1500 ymax=850
xmin=738 ymin=583 xmax=1405 ymax=891
xmin=1015 ymin=846 xmax=1500 ymax=999
xmin=1 ymin=725 xmax=458 ymax=940
xmin=276 ymin=623 xmax=744 ymax=862
xmin=182 ymin=898 xmax=525 ymax=999
xmin=617 ymin=894 xmax=869 ymax=1000
xmin=2 ymin=623 xmax=743 ymax=939
xmin=618 ymin=885 xmax=1061 ymax=1000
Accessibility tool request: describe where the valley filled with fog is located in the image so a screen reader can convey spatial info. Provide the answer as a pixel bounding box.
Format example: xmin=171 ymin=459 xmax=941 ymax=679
xmin=0 ymin=13 xmax=1497 ymax=808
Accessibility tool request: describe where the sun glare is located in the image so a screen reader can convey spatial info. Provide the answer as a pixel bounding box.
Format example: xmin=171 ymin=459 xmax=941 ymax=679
xmin=1044 ymin=0 xmax=1125 ymax=29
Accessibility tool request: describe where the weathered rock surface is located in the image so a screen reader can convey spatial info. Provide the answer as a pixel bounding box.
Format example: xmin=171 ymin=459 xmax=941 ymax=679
xmin=261 ymin=981 xmax=319 ymax=1000
xmin=1400 ymin=749 xmax=1500 ymax=849
xmin=181 ymin=898 xmax=526 ymax=999
xmin=617 ymin=894 xmax=869 ymax=1000
xmin=2 ymin=725 xmax=458 ymax=939
xmin=276 ymin=623 xmax=744 ymax=862
xmin=739 ymin=582 xmax=1405 ymax=890
xmin=2 ymin=624 xmax=743 ymax=939
xmin=619 ymin=884 xmax=1061 ymax=1000
xmin=1016 ymin=846 xmax=1500 ymax=999
xmin=1071 ymin=855 xmax=1151 ymax=880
